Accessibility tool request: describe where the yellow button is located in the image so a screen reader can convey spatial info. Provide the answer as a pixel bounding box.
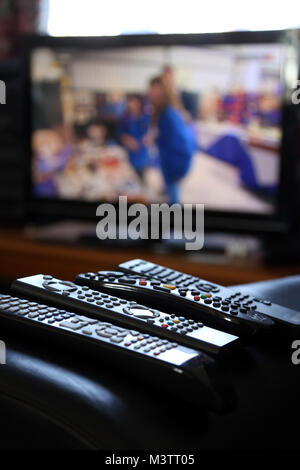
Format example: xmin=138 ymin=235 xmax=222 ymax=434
xmin=173 ymin=319 xmax=180 ymax=324
xmin=162 ymin=284 xmax=176 ymax=290
xmin=205 ymin=294 xmax=211 ymax=298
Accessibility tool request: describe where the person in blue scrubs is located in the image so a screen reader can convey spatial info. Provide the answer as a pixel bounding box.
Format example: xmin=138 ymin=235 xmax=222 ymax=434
xmin=148 ymin=76 xmax=195 ymax=204
xmin=118 ymin=95 xmax=150 ymax=181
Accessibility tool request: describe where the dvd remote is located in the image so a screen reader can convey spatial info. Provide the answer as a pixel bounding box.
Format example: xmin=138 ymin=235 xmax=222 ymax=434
xmin=76 ymin=270 xmax=274 ymax=336
xmin=11 ymin=275 xmax=239 ymax=357
xmin=0 ymin=294 xmax=234 ymax=411
xmin=117 ymin=259 xmax=300 ymax=329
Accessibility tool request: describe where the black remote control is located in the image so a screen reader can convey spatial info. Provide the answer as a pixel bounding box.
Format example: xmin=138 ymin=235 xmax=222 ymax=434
xmin=76 ymin=270 xmax=273 ymax=336
xmin=0 ymin=294 xmax=234 ymax=411
xmin=11 ymin=275 xmax=239 ymax=357
xmin=118 ymin=259 xmax=300 ymax=330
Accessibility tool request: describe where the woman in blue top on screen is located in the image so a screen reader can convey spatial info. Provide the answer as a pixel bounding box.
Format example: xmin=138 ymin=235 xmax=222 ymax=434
xmin=118 ymin=95 xmax=150 ymax=182
xmin=148 ymin=75 xmax=195 ymax=204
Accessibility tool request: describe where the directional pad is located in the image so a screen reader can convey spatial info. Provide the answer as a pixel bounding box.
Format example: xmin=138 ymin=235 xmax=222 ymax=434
xmin=43 ymin=280 xmax=78 ymax=293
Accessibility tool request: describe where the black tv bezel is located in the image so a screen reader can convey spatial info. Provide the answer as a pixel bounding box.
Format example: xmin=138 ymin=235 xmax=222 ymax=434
xmin=21 ymin=30 xmax=298 ymax=234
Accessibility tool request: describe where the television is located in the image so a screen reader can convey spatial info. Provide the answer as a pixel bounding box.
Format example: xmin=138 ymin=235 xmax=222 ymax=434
xmin=22 ymin=31 xmax=300 ymax=235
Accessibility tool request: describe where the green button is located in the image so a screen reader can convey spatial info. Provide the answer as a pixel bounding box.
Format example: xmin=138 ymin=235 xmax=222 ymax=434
xmin=201 ymin=294 xmax=207 ymax=299
xmin=168 ymin=321 xmax=173 ymax=325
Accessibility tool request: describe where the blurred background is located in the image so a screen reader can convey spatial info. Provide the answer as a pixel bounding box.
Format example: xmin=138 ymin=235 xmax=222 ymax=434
xmin=1 ymin=0 xmax=300 ymax=288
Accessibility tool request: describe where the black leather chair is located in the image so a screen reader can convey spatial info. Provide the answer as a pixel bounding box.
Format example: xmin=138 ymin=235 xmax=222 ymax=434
xmin=0 ymin=276 xmax=299 ymax=450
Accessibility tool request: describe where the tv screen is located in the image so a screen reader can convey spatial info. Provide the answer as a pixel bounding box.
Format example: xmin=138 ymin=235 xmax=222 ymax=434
xmin=30 ymin=41 xmax=283 ymax=214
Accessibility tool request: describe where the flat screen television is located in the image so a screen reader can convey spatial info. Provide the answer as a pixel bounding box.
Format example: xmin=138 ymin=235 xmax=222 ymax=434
xmin=22 ymin=31 xmax=300 ymax=234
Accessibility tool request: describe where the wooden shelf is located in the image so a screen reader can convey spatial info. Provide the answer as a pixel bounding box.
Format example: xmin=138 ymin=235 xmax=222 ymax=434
xmin=0 ymin=228 xmax=299 ymax=286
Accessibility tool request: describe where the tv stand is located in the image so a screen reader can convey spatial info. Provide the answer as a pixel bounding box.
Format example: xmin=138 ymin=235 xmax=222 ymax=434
xmin=0 ymin=227 xmax=300 ymax=286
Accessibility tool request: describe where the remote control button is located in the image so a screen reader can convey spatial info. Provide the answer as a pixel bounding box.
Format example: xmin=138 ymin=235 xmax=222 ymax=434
xmin=18 ymin=309 xmax=29 ymax=315
xmin=110 ymin=336 xmax=123 ymax=343
xmin=27 ymin=312 xmax=39 ymax=318
xmin=60 ymin=321 xmax=83 ymax=331
xmin=82 ymin=328 xmax=93 ymax=335
xmin=124 ymin=306 xmax=158 ymax=319
xmin=96 ymin=330 xmax=112 ymax=338
xmin=29 ymin=306 xmax=38 ymax=312
xmin=213 ymin=302 xmax=221 ymax=308
xmin=0 ymin=303 xmax=11 ymax=310
xmin=194 ymin=296 xmax=200 ymax=301
xmin=162 ymin=284 xmax=176 ymax=290
xmin=221 ymin=305 xmax=229 ymax=312
xmin=204 ymin=299 xmax=212 ymax=304
xmin=104 ymin=328 xmax=118 ymax=335
xmin=130 ymin=331 xmax=139 ymax=336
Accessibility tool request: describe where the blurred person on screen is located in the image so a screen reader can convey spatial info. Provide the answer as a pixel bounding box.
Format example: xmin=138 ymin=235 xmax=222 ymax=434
xmin=119 ymin=95 xmax=151 ymax=182
xmin=148 ymin=75 xmax=196 ymax=204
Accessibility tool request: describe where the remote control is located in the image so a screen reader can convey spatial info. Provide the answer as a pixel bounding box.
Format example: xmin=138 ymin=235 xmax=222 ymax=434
xmin=117 ymin=259 xmax=300 ymax=329
xmin=11 ymin=275 xmax=239 ymax=357
xmin=0 ymin=294 xmax=234 ymax=411
xmin=76 ymin=270 xmax=274 ymax=336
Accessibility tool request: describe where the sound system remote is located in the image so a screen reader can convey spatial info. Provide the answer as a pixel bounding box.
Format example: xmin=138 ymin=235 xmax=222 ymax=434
xmin=11 ymin=275 xmax=239 ymax=357
xmin=117 ymin=259 xmax=300 ymax=330
xmin=0 ymin=294 xmax=234 ymax=411
xmin=75 ymin=270 xmax=274 ymax=336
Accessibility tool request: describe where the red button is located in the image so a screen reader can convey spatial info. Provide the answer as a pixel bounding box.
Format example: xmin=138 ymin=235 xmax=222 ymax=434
xmin=125 ymin=342 xmax=131 ymax=346
xmin=139 ymin=280 xmax=147 ymax=286
xmin=161 ymin=323 xmax=168 ymax=328
xmin=154 ymin=352 xmax=160 ymax=355
xmin=194 ymin=296 xmax=200 ymax=301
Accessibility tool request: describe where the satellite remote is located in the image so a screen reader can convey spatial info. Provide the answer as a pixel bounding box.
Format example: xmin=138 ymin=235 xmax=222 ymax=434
xmin=117 ymin=259 xmax=300 ymax=330
xmin=75 ymin=270 xmax=274 ymax=336
xmin=11 ymin=275 xmax=239 ymax=357
xmin=0 ymin=294 xmax=234 ymax=411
